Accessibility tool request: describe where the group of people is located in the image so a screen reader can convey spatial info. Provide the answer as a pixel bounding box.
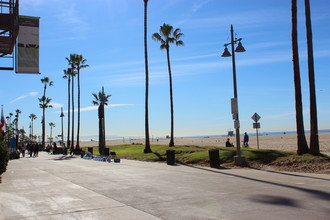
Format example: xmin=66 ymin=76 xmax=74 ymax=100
xmin=225 ymin=132 xmax=249 ymax=147
xmin=18 ymin=143 xmax=43 ymax=158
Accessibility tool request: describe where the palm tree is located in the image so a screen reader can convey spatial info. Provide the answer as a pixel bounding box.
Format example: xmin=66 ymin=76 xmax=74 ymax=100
xmin=49 ymin=122 xmax=55 ymax=143
xmin=15 ymin=109 xmax=21 ymax=145
xmin=40 ymin=77 xmax=53 ymax=147
xmin=29 ymin=114 xmax=37 ymax=141
xmin=19 ymin=128 xmax=26 ymax=143
xmin=63 ymin=68 xmax=72 ymax=149
xmin=66 ymin=54 xmax=77 ymax=151
xmin=75 ymin=54 xmax=89 ymax=150
xmin=92 ymin=87 xmax=111 ymax=155
xmin=8 ymin=112 xmax=13 ymax=139
xmin=291 ymin=0 xmax=309 ymax=155
xmin=304 ymin=0 xmax=319 ymax=155
xmin=152 ymin=24 xmax=184 ymax=146
xmin=9 ymin=113 xmax=13 ymax=126
xmin=143 ymin=0 xmax=152 ymax=153
xmin=38 ymin=96 xmax=53 ymax=147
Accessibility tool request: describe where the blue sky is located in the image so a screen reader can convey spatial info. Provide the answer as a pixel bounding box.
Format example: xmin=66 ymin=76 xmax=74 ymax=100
xmin=1 ymin=0 xmax=329 ymax=141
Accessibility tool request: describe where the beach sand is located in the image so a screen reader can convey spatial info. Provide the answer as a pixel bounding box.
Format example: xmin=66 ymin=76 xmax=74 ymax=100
xmin=79 ymin=132 xmax=330 ymax=154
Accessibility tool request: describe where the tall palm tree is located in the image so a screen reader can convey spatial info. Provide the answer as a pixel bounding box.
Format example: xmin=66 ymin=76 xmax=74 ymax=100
xmin=9 ymin=113 xmax=13 ymax=137
xmin=29 ymin=113 xmax=37 ymax=141
xmin=143 ymin=0 xmax=152 ymax=153
xmin=75 ymin=54 xmax=89 ymax=150
xmin=39 ymin=96 xmax=53 ymax=147
xmin=15 ymin=109 xmax=21 ymax=145
xmin=66 ymin=54 xmax=77 ymax=150
xmin=152 ymin=23 xmax=184 ymax=146
xmin=9 ymin=113 xmax=13 ymax=125
xmin=304 ymin=0 xmax=319 ymax=155
xmin=40 ymin=77 xmax=53 ymax=147
xmin=92 ymin=87 xmax=111 ymax=155
xmin=49 ymin=122 xmax=55 ymax=143
xmin=63 ymin=68 xmax=72 ymax=149
xmin=291 ymin=0 xmax=309 ymax=155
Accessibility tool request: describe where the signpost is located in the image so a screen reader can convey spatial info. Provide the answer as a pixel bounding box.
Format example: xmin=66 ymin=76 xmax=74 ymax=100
xmin=251 ymin=112 xmax=261 ymax=149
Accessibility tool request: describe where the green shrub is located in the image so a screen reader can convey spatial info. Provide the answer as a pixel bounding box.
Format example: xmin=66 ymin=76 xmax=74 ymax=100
xmin=9 ymin=150 xmax=20 ymax=160
xmin=0 ymin=134 xmax=9 ymax=175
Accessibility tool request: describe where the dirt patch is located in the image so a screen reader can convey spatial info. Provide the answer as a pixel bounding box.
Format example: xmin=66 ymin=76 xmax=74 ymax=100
xmin=247 ymin=157 xmax=330 ymax=174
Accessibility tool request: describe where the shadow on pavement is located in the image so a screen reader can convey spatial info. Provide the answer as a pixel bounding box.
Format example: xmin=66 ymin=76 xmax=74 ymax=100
xmin=49 ymin=155 xmax=77 ymax=161
xmin=180 ymin=163 xmax=330 ymax=202
xmin=249 ymin=194 xmax=302 ymax=208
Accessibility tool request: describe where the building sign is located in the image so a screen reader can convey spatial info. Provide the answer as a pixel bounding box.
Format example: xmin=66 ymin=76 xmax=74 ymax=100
xmin=17 ymin=16 xmax=40 ymax=74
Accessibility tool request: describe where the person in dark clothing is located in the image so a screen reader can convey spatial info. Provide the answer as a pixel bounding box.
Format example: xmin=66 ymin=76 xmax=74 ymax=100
xmin=225 ymin=138 xmax=233 ymax=147
xmin=243 ymin=132 xmax=249 ymax=147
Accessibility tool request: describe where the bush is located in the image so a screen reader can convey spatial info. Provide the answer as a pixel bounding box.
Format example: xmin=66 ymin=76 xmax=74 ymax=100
xmin=0 ymin=134 xmax=9 ymax=175
xmin=9 ymin=150 xmax=20 ymax=160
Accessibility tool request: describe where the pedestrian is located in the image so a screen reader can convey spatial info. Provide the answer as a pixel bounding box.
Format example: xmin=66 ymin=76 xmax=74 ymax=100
xmin=21 ymin=144 xmax=26 ymax=157
xmin=33 ymin=144 xmax=39 ymax=157
xmin=243 ymin=132 xmax=249 ymax=147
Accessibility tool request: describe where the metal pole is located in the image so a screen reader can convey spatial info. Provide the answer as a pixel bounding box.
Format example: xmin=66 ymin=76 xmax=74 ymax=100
xmin=256 ymin=127 xmax=259 ymax=149
xmin=230 ymin=24 xmax=241 ymax=158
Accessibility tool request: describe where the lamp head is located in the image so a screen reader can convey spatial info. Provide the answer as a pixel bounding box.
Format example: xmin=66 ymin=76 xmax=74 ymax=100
xmin=221 ymin=47 xmax=231 ymax=57
xmin=235 ymin=41 xmax=246 ymax=52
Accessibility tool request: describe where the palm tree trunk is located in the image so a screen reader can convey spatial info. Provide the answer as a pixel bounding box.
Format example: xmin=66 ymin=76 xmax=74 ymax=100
xmin=31 ymin=119 xmax=33 ymax=140
xmin=67 ymin=76 xmax=71 ymax=148
xmin=42 ymin=85 xmax=47 ymax=147
xmin=143 ymin=0 xmax=151 ymax=153
xmin=98 ymin=104 xmax=105 ymax=154
xmin=292 ymin=0 xmax=309 ymax=154
xmin=42 ymin=107 xmax=45 ymax=147
xmin=98 ymin=106 xmax=102 ymax=153
xmin=71 ymin=74 xmax=75 ymax=150
xmin=166 ymin=47 xmax=174 ymax=146
xmin=102 ymin=105 xmax=106 ymax=154
xmin=77 ymin=68 xmax=81 ymax=150
xmin=304 ymin=0 xmax=320 ymax=155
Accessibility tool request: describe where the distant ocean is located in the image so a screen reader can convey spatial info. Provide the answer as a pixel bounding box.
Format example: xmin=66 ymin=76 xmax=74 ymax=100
xmin=177 ymin=129 xmax=330 ymax=139
xmin=80 ymin=129 xmax=330 ymax=141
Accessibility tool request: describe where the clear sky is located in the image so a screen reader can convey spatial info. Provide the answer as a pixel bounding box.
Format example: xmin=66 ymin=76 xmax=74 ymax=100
xmin=1 ymin=0 xmax=329 ymax=141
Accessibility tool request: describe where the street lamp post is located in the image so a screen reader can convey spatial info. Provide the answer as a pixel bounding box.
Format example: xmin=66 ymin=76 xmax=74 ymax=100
xmin=221 ymin=24 xmax=246 ymax=166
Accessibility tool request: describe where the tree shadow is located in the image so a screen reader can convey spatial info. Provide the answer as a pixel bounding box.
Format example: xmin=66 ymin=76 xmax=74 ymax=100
xmin=249 ymin=195 xmax=302 ymax=208
xmin=251 ymin=167 xmax=330 ymax=182
xmin=49 ymin=155 xmax=77 ymax=161
xmin=179 ymin=164 xmax=330 ymax=202
xmin=152 ymin=152 xmax=166 ymax=161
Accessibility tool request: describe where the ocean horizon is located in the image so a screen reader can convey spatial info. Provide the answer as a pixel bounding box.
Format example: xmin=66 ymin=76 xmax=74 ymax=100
xmin=79 ymin=129 xmax=330 ymax=142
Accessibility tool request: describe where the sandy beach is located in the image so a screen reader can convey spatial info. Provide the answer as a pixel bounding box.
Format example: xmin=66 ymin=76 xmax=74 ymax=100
xmin=79 ymin=132 xmax=330 ymax=154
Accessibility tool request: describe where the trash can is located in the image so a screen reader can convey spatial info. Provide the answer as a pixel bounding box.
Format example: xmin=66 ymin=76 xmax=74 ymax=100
xmin=88 ymin=147 xmax=93 ymax=155
xmin=103 ymin=148 xmax=109 ymax=156
xmin=166 ymin=150 xmax=175 ymax=165
xmin=208 ymin=149 xmax=220 ymax=168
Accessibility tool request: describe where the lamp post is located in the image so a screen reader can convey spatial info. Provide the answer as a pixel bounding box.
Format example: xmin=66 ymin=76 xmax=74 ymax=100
xmin=221 ymin=24 xmax=246 ymax=166
xmin=60 ymin=107 xmax=64 ymax=146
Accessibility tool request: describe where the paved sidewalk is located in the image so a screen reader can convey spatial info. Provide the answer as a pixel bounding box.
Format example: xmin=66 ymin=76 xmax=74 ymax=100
xmin=0 ymin=152 xmax=329 ymax=220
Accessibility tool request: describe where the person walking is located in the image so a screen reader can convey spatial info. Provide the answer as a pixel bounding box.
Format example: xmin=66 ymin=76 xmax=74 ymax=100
xmin=21 ymin=144 xmax=26 ymax=157
xmin=243 ymin=132 xmax=249 ymax=147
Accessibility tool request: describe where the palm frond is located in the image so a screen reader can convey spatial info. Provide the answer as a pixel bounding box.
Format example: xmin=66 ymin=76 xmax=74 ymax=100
xmin=152 ymin=33 xmax=162 ymax=42
xmin=176 ymin=40 xmax=184 ymax=46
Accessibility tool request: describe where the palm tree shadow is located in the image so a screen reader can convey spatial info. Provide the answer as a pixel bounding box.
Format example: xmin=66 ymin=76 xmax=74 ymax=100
xmin=153 ymin=152 xmax=166 ymax=161
xmin=179 ymin=163 xmax=330 ymax=202
xmin=50 ymin=155 xmax=77 ymax=161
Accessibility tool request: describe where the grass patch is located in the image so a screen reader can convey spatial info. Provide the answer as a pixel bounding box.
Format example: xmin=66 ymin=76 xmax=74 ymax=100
xmin=81 ymin=144 xmax=330 ymax=173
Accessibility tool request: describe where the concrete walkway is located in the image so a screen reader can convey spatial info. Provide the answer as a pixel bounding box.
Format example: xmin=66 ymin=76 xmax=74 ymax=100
xmin=0 ymin=152 xmax=329 ymax=220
